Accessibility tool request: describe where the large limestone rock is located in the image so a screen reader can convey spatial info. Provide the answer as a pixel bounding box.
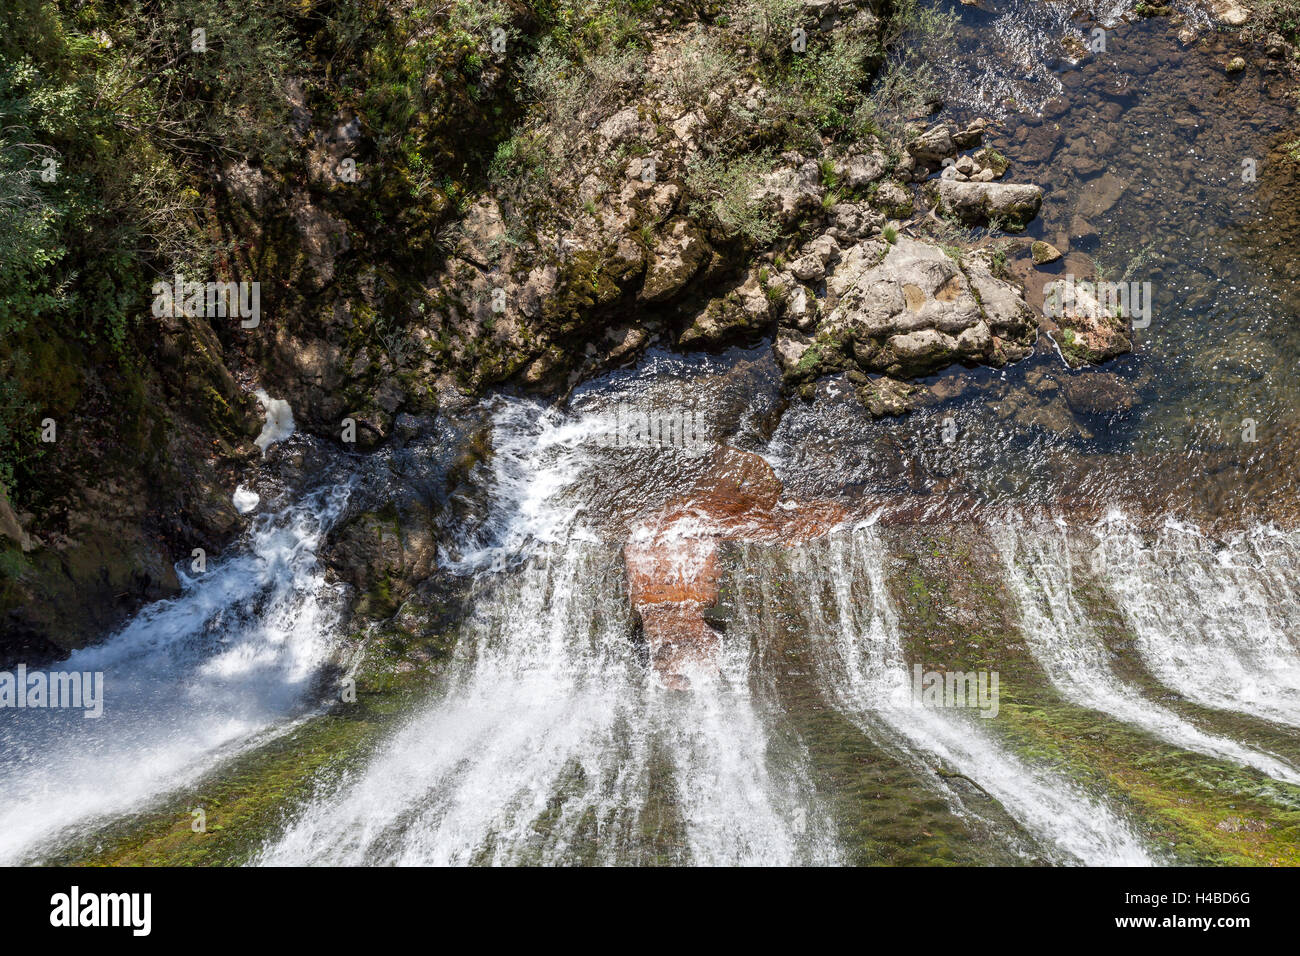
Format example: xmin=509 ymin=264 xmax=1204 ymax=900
xmin=836 ymin=151 xmax=891 ymax=189
xmin=678 ymin=268 xmax=774 ymax=347
xmin=908 ymin=123 xmax=958 ymax=164
xmin=640 ymin=218 xmax=710 ymax=303
xmin=799 ymin=237 xmax=1035 ymax=381
xmin=932 ymin=180 xmax=1043 ymax=229
xmin=751 ymin=158 xmax=825 ymax=227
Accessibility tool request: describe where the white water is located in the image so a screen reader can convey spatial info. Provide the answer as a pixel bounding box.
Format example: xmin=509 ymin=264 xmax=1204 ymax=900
xmin=232 ymin=485 xmax=260 ymax=514
xmin=0 ymin=484 xmax=350 ymax=864
xmin=734 ymin=526 xmax=1154 ymax=866
xmin=261 ymin=394 xmax=832 ymax=865
xmin=1091 ymin=518 xmax=1300 ymax=730
xmin=261 ymin=397 xmax=1160 ymax=866
xmin=259 ymin=541 xmax=834 ymax=866
xmin=997 ymin=519 xmax=1300 ymax=784
xmin=440 ymin=398 xmax=604 ymax=572
xmin=7 ymin=383 xmax=1297 ymax=866
xmin=253 ymin=388 xmax=296 ymax=457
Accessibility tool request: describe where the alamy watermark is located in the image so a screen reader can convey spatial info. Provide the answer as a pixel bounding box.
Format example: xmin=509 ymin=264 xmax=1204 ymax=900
xmin=1043 ymin=274 xmax=1152 ymax=329
xmin=0 ymin=664 xmax=104 ymax=718
xmin=152 ymin=273 xmax=260 ymax=328
xmin=50 ymin=887 xmax=150 ymax=936
xmin=911 ymin=665 xmax=999 ymax=718
xmin=595 ymin=403 xmax=710 ymax=455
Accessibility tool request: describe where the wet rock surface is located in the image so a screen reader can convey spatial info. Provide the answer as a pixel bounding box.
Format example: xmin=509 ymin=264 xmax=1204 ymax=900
xmin=624 ymin=446 xmax=845 ymax=689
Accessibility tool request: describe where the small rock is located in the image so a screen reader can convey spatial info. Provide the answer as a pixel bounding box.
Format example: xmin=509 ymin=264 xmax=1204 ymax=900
xmin=1031 ymin=241 xmax=1063 ymax=265
xmin=791 ymin=254 xmax=826 ymax=282
xmin=1211 ymin=0 xmax=1249 ymax=25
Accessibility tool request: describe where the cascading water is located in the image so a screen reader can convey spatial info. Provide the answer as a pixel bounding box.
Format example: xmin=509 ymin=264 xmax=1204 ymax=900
xmin=0 ymin=483 xmax=351 ymax=864
xmin=4 ymin=0 xmax=1300 ymax=873
xmin=731 ymin=527 xmax=1155 ymax=866
xmin=8 ymin=373 xmax=1300 ymax=865
xmin=259 ymin=392 xmax=836 ymax=866
xmin=996 ymin=519 xmax=1300 ymax=784
xmin=1089 ymin=519 xmax=1300 ymax=730
xmin=258 ymin=540 xmax=834 ymax=866
xmin=257 ymin=390 xmax=1156 ymax=866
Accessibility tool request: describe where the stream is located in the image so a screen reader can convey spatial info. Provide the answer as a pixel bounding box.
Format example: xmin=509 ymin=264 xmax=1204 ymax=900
xmin=2 ymin=0 xmax=1299 ymax=866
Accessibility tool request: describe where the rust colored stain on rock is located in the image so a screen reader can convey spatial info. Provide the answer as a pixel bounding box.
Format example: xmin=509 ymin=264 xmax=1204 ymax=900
xmin=623 ymin=446 xmax=846 ymax=689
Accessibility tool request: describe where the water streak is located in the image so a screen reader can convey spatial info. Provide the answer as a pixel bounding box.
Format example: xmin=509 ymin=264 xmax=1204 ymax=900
xmin=733 ymin=526 xmax=1154 ymax=865
xmin=997 ymin=519 xmax=1300 ymax=783
xmin=0 ymin=484 xmax=351 ymax=864
xmin=259 ymin=543 xmax=834 ymax=865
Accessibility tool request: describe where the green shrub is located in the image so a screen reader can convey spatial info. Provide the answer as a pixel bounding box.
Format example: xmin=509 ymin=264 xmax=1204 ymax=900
xmin=685 ymin=152 xmax=779 ymax=245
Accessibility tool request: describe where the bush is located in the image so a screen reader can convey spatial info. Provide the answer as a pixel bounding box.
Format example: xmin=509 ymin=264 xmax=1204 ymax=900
xmin=666 ymin=28 xmax=739 ymax=106
xmin=1244 ymin=0 xmax=1300 ymax=42
xmin=685 ymin=152 xmax=779 ymax=245
xmin=0 ymin=0 xmax=300 ymax=498
xmin=491 ymin=36 xmax=646 ymax=206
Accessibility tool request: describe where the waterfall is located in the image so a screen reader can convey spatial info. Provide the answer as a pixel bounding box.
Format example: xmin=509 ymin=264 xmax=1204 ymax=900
xmin=731 ymin=527 xmax=1154 ymax=866
xmin=7 ymin=383 xmax=1298 ymax=866
xmin=258 ymin=541 xmax=836 ymax=866
xmin=0 ymin=483 xmax=351 ymax=864
xmin=260 ymin=391 xmax=834 ymax=865
xmin=1092 ymin=519 xmax=1300 ymax=730
xmin=997 ymin=519 xmax=1300 ymax=784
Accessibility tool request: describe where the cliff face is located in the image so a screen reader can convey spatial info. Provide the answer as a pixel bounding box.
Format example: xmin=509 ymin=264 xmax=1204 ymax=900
xmin=0 ymin=0 xmax=1076 ymax=659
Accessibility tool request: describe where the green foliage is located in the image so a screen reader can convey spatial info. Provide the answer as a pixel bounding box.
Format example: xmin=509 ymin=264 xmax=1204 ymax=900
xmin=1244 ymin=0 xmax=1300 ymax=43
xmin=531 ymin=0 xmax=658 ymax=57
xmin=728 ymin=0 xmax=804 ymax=61
xmin=685 ymin=151 xmax=779 ymax=245
xmin=489 ymin=35 xmax=645 ymax=209
xmin=0 ymin=0 xmax=299 ymax=499
xmin=665 ymin=27 xmax=738 ymax=105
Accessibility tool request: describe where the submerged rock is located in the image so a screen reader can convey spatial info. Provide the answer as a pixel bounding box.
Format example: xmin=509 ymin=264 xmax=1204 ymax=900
xmin=1061 ymin=372 xmax=1139 ymax=415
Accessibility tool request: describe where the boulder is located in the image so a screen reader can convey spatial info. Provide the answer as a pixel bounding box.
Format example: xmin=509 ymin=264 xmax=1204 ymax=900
xmin=933 ymin=181 xmax=1043 ymax=229
xmin=640 ymin=218 xmax=710 ymax=302
xmin=873 ymin=180 xmax=914 ymax=219
xmin=837 ymin=151 xmax=891 ymax=189
xmin=908 ymin=123 xmax=957 ymax=164
xmin=812 ymin=237 xmax=1035 ymax=383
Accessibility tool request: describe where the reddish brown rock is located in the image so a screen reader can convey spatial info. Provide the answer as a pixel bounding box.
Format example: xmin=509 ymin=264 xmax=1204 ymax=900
xmin=622 ymin=447 xmax=847 ymax=689
xmin=635 ymin=603 xmax=723 ymax=692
